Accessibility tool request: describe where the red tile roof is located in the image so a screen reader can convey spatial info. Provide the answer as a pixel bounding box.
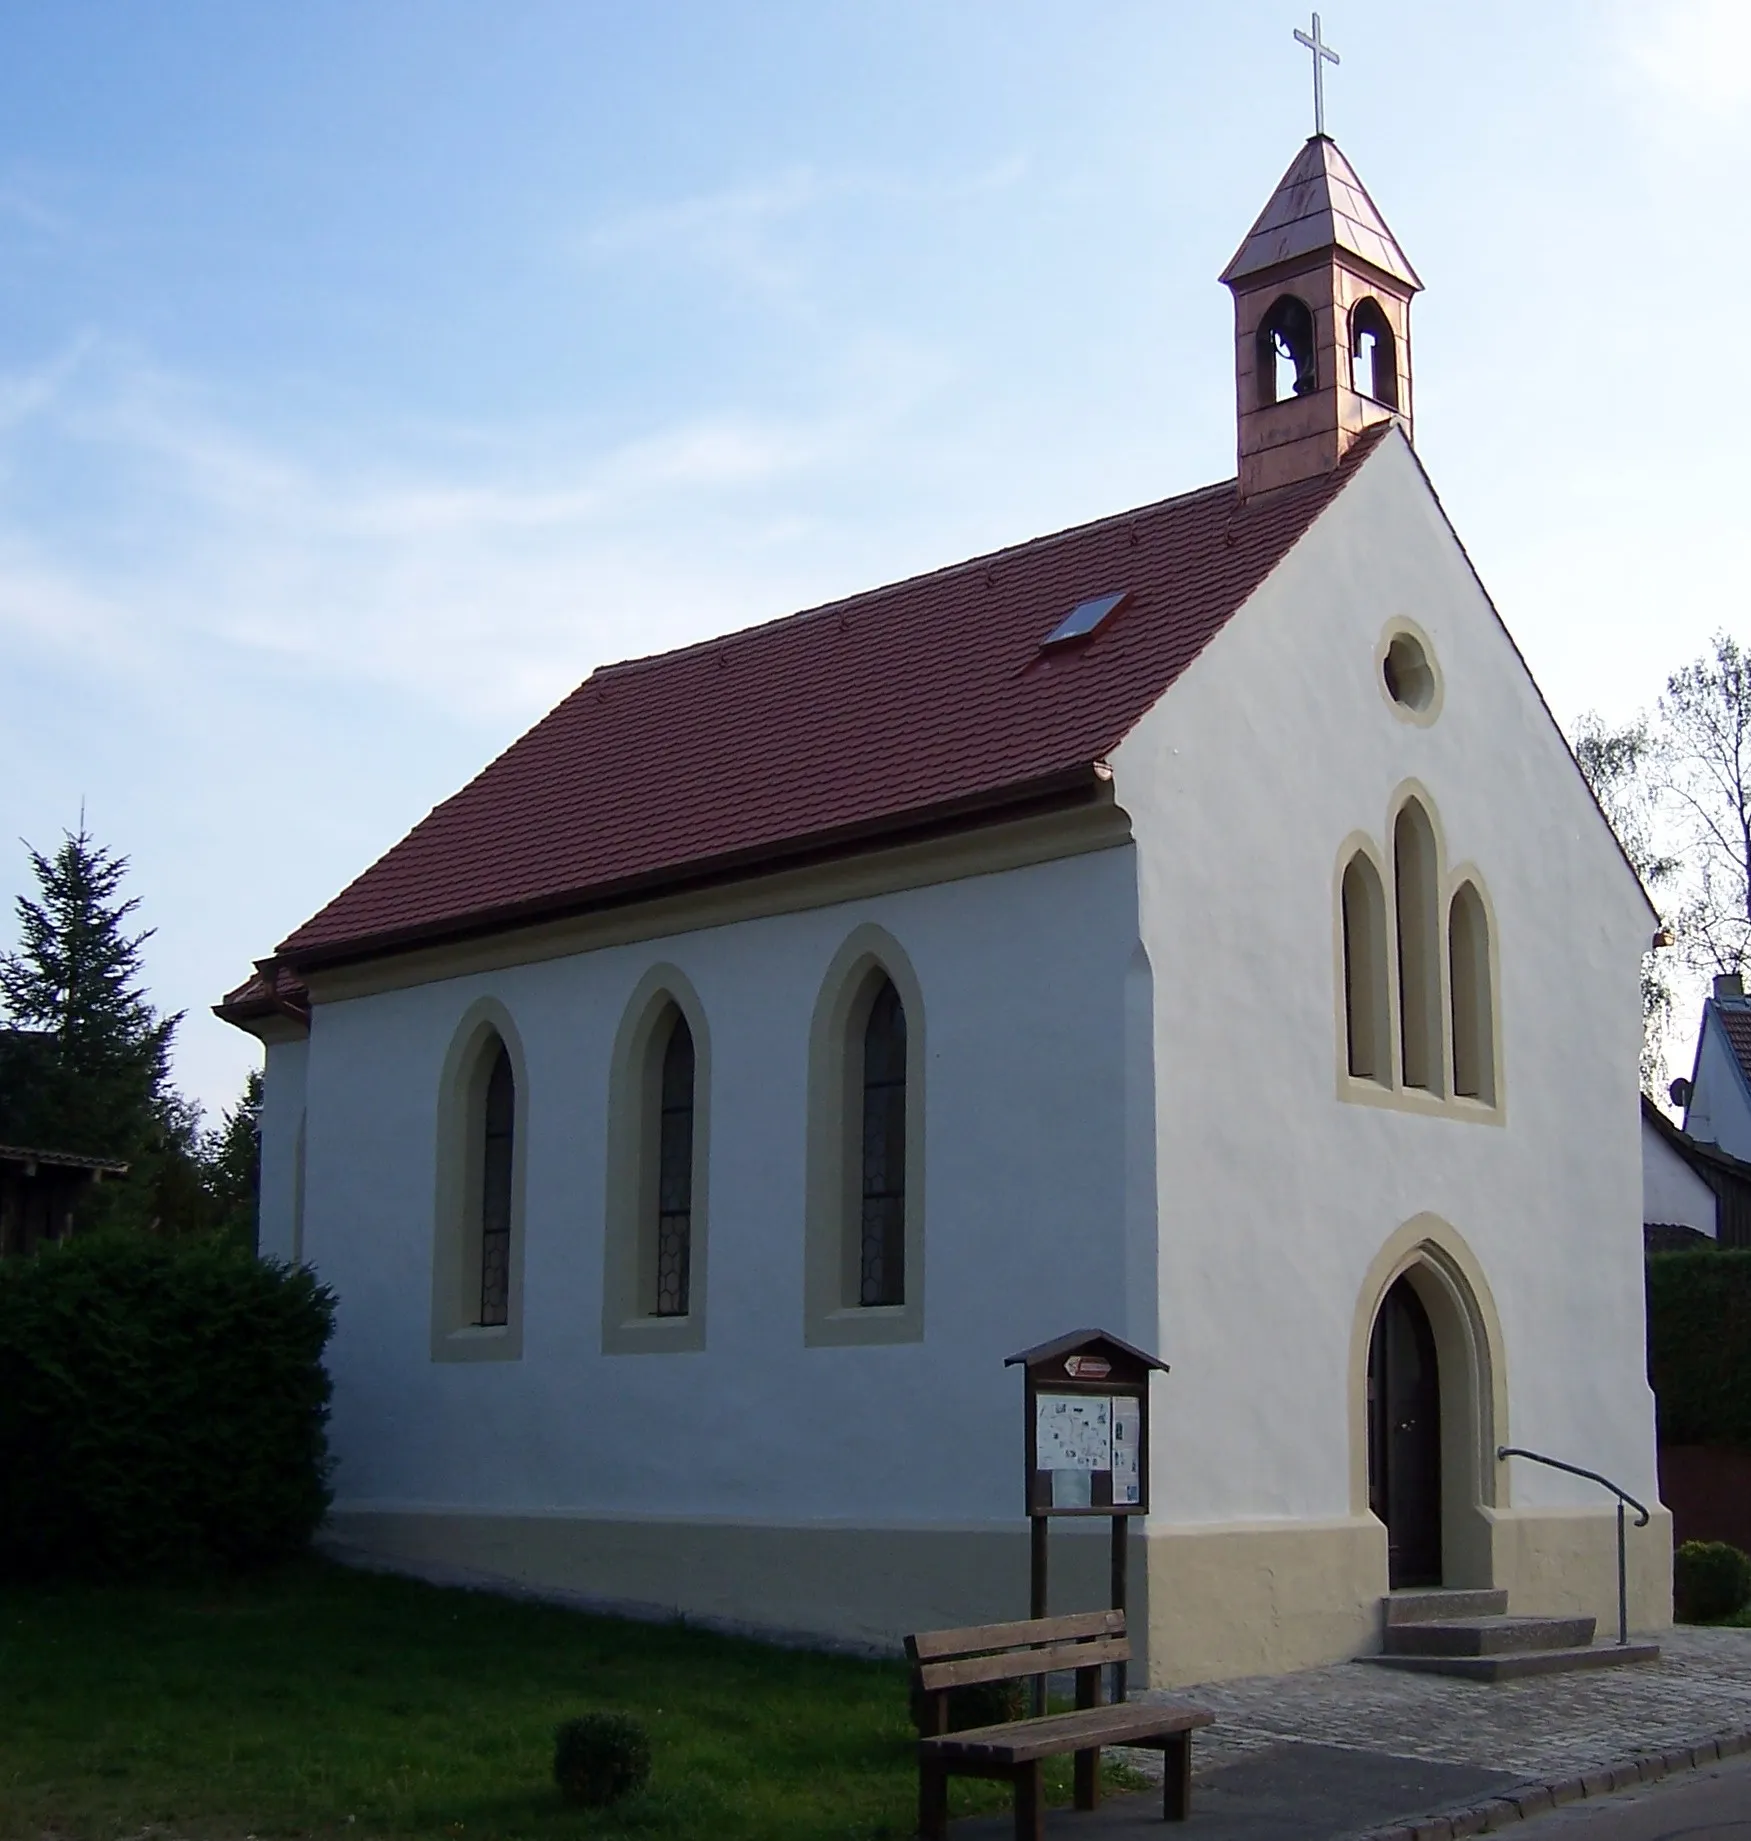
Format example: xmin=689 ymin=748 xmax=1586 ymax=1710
xmin=1718 ymin=1005 xmax=1751 ymax=1090
xmin=271 ymin=429 xmax=1390 ymax=972
xmin=214 ymin=963 xmax=312 ymax=1027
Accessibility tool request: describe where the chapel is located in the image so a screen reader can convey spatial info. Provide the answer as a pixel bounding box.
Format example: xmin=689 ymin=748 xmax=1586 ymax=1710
xmin=220 ymin=127 xmax=1669 ymax=1684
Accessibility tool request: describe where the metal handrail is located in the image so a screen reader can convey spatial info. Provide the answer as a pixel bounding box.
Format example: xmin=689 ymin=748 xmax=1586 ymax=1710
xmin=1496 ymin=1445 xmax=1651 ymax=1646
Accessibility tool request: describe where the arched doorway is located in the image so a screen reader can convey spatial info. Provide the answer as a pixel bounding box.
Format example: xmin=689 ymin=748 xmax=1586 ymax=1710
xmin=1368 ymin=1276 xmax=1442 ymax=1587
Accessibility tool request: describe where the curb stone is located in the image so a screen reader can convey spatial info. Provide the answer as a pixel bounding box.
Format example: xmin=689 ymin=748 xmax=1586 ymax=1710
xmin=1350 ymin=1724 xmax=1751 ymax=1840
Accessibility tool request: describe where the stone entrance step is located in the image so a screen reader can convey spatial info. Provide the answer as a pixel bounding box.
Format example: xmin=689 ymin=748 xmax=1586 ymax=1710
xmin=1384 ymin=1587 xmax=1509 ymax=1625
xmin=1385 ymin=1614 xmax=1597 ymax=1657
xmin=1361 ymin=1590 xmax=1661 ymax=1681
xmin=1365 ymin=1641 xmax=1663 ymax=1682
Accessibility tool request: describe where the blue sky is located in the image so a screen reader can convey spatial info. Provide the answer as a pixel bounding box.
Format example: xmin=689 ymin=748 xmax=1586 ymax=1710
xmin=1 ymin=1 xmax=1746 ymax=1117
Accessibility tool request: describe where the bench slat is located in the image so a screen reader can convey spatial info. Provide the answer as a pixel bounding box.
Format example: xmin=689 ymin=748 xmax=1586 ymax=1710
xmin=906 ymin=1609 xmax=1124 ymax=1662
xmin=920 ymin=1701 xmax=1213 ymax=1765
xmin=916 ymin=1634 xmax=1129 ymax=1693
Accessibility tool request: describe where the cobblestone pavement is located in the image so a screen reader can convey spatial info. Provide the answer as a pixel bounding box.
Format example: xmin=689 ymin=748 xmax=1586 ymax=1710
xmin=1129 ymin=1629 xmax=1751 ymax=1783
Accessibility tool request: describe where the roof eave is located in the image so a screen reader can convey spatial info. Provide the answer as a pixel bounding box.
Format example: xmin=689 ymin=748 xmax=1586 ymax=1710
xmin=1219 ymin=243 xmax=1423 ymax=295
xmin=277 ymin=763 xmax=1113 ymax=978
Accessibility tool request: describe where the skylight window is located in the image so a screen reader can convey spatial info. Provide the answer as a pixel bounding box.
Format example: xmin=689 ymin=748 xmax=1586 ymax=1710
xmin=1042 ymin=590 xmax=1130 ymax=649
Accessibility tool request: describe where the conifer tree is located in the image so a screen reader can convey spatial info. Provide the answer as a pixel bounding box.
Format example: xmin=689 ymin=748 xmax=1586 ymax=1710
xmin=0 ymin=824 xmax=180 ymax=1168
xmin=201 ymin=1069 xmax=263 ymax=1249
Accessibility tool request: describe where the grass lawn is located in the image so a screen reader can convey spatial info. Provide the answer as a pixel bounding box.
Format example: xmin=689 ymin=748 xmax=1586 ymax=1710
xmin=0 ymin=1557 xmax=1140 ymax=1840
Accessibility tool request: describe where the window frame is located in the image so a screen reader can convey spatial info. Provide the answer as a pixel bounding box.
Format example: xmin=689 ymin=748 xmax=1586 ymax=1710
xmin=805 ymin=924 xmax=926 ymax=1348
xmin=1338 ymin=842 xmax=1393 ymax=1088
xmin=1333 ymin=790 xmax=1505 ymax=1124
xmin=1375 ymin=619 xmax=1444 ymax=728
xmin=430 ymin=998 xmax=528 ymax=1362
xmin=1393 ymin=796 xmax=1446 ymax=1097
xmin=1447 ymin=874 xmax=1501 ymax=1110
xmin=602 ymin=965 xmax=712 ymax=1356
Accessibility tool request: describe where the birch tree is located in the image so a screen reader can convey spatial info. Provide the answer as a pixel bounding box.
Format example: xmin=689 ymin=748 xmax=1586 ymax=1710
xmin=1657 ymin=633 xmax=1751 ymax=979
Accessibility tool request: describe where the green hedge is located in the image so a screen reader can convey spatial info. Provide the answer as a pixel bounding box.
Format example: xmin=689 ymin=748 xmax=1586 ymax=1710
xmin=1646 ymin=1249 xmax=1751 ymax=1450
xmin=1674 ymin=1540 xmax=1751 ymax=1623
xmin=0 ymin=1234 xmax=335 ymax=1578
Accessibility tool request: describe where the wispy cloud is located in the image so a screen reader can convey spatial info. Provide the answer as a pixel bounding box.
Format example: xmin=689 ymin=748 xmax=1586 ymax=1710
xmin=0 ymin=329 xmax=956 ymax=724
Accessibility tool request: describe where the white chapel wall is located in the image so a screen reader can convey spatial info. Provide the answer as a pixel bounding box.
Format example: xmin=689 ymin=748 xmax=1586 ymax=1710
xmin=290 ymin=842 xmax=1143 ymax=1535
xmin=257 ymin=1035 xmax=309 ymax=1263
xmin=1110 ymin=431 xmax=1660 ymax=1543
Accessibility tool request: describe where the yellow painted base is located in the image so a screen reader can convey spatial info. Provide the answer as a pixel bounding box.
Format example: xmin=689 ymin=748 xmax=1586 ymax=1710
xmin=324 ymin=1509 xmax=1122 ymax=1655
xmin=1142 ymin=1517 xmax=1387 ymax=1686
xmin=323 ymin=1501 xmax=1673 ymax=1685
xmin=1486 ymin=1505 xmax=1674 ymax=1640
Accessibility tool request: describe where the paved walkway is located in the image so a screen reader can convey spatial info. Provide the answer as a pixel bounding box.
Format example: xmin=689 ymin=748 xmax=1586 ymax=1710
xmin=953 ymin=1629 xmax=1751 ymax=1838
xmin=1160 ymin=1628 xmax=1751 ymax=1784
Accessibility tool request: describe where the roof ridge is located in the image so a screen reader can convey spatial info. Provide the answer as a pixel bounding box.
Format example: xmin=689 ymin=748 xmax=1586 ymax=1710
xmin=592 ymin=473 xmax=1244 ymax=681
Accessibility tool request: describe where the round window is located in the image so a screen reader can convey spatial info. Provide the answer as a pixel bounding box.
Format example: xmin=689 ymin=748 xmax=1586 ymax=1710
xmin=1382 ymin=631 xmax=1436 ymax=713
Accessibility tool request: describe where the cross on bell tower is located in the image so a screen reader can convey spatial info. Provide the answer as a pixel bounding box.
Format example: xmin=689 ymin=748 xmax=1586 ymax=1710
xmin=1293 ymin=13 xmax=1340 ymax=137
xmin=1219 ymin=117 xmax=1422 ymax=497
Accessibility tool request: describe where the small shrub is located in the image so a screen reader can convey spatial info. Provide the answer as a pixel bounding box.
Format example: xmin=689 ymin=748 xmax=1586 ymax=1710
xmin=554 ymin=1712 xmax=652 ymax=1808
xmin=1674 ymin=1540 xmax=1751 ymax=1623
xmin=911 ymin=1677 xmax=1030 ymax=1733
xmin=0 ymin=1233 xmax=335 ymax=1580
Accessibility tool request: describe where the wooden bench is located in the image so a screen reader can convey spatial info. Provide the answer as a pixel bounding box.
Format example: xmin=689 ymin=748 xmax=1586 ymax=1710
xmin=905 ymin=1610 xmax=1213 ymax=1841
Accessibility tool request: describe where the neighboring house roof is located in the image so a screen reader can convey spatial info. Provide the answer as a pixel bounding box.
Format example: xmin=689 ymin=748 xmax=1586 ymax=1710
xmin=1643 ymin=1092 xmax=1751 ymax=1249
xmin=1716 ymin=1005 xmax=1751 ymax=1090
xmin=1220 ymin=135 xmax=1422 ymax=291
xmin=0 ymin=1144 xmax=128 ymax=1176
xmin=266 ymin=425 xmax=1393 ymax=973
xmin=1678 ymin=991 xmax=1751 ymax=1151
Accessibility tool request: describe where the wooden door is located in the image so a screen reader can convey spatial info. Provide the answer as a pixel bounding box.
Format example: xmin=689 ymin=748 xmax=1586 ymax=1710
xmin=1367 ymin=1276 xmax=1442 ymax=1588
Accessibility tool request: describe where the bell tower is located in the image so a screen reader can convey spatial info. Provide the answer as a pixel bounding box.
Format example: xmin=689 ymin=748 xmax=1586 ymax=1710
xmin=1221 ymin=135 xmax=1421 ymax=498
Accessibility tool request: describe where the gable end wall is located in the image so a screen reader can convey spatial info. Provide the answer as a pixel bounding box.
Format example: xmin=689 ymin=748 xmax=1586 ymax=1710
xmin=1109 ymin=435 xmax=1666 ymax=1678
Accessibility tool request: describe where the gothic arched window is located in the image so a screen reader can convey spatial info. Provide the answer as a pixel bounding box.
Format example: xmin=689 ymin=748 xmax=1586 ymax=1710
xmin=1393 ymin=800 xmax=1443 ymax=1094
xmin=1341 ymin=849 xmax=1391 ymax=1083
xmin=654 ymin=1012 xmax=695 ymax=1318
xmin=804 ymin=928 xmax=925 ymax=1346
xmin=1449 ymin=881 xmax=1496 ymax=1104
xmin=1257 ymin=294 xmax=1317 ymax=406
xmin=431 ymin=1002 xmax=526 ymax=1360
xmin=478 ymin=1042 xmax=515 ymax=1326
xmin=601 ymin=971 xmax=712 ymax=1355
xmin=859 ymin=979 xmax=907 ymax=1308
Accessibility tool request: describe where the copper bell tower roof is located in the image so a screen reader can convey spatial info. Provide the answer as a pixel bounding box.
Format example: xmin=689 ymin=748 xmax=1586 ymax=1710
xmin=1221 ymin=135 xmax=1421 ymax=292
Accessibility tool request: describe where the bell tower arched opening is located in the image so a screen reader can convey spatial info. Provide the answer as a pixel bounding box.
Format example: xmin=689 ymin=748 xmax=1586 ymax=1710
xmin=1350 ymin=297 xmax=1399 ymax=408
xmin=1257 ymin=295 xmax=1317 ymax=407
